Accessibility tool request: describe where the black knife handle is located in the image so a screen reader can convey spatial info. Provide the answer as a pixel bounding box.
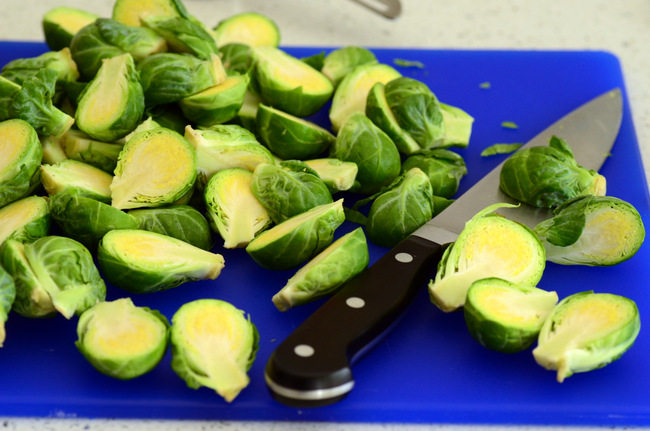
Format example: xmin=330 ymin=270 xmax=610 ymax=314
xmin=265 ymin=235 xmax=445 ymax=407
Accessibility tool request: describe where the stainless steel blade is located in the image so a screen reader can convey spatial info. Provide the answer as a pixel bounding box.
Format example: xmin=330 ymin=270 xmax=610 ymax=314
xmin=413 ymin=88 xmax=623 ymax=245
xmin=347 ymin=0 xmax=401 ymax=19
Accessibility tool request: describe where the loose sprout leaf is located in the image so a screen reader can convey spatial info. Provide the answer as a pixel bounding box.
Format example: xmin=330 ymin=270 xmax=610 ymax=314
xmin=480 ymin=143 xmax=523 ymax=157
xmin=479 ymin=81 xmax=491 ymax=89
xmin=393 ymin=58 xmax=425 ymax=69
xmin=501 ymin=121 xmax=519 ymax=129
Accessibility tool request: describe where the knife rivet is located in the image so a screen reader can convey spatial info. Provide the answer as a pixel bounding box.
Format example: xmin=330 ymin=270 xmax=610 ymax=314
xmin=294 ymin=344 xmax=315 ymax=358
xmin=346 ymin=297 xmax=365 ymax=309
xmin=395 ymin=252 xmax=414 ymax=263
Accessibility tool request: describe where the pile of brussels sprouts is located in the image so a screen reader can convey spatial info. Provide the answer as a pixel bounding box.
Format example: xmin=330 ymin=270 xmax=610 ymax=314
xmin=0 ymin=0 xmax=475 ymax=402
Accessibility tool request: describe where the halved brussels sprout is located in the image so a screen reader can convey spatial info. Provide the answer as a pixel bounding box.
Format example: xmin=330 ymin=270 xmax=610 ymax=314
xmin=213 ymin=12 xmax=280 ymax=47
xmin=534 ymin=195 xmax=645 ymax=266
xmin=8 ymin=68 xmax=74 ymax=138
xmin=129 ymin=205 xmax=213 ymax=251
xmin=330 ymin=112 xmax=401 ymax=195
xmin=0 ymin=236 xmax=105 ymax=319
xmin=170 ymin=298 xmax=259 ymax=403
xmin=142 ymin=15 xmax=218 ymax=59
xmin=110 ymin=127 xmax=197 ymax=210
xmin=464 ymin=278 xmax=558 ymax=353
xmin=401 ymin=149 xmax=467 ymax=198
xmin=0 ymin=263 xmax=16 ymax=346
xmin=48 ymin=191 xmax=139 ymax=250
xmin=246 ymin=199 xmax=345 ymax=270
xmin=61 ymin=129 xmax=123 ymax=173
xmin=41 ymin=159 xmax=113 ymax=204
xmin=236 ymin=90 xmax=262 ymax=134
xmin=204 ymin=168 xmax=271 ymax=249
xmin=533 ymin=291 xmax=640 ymax=382
xmin=366 ymin=77 xmax=446 ymax=154
xmin=321 ymin=46 xmax=378 ymax=87
xmin=365 ymin=167 xmax=434 ymax=248
xmin=185 ymin=124 xmax=274 ymax=188
xmin=97 ymin=229 xmax=225 ymax=294
xmin=0 ymin=119 xmax=42 ymax=208
xmin=76 ymin=297 xmax=170 ymax=380
xmin=251 ymin=161 xmax=333 ymax=224
xmin=1 ymin=47 xmax=79 ymax=87
xmin=500 ymin=136 xmax=607 ymax=209
xmin=0 ymin=196 xmax=50 ymax=246
xmin=304 ymin=158 xmax=358 ymax=194
xmin=272 ymin=227 xmax=369 ymax=311
xmin=76 ymin=53 xmax=145 ymax=142
xmin=256 ymin=103 xmax=335 ymax=160
xmin=439 ymin=103 xmax=474 ymax=148
xmin=138 ymin=53 xmax=227 ymax=107
xmin=179 ymin=74 xmax=250 ymax=127
xmin=253 ymin=46 xmax=333 ymax=118
xmin=41 ymin=135 xmax=68 ymax=165
xmin=42 ymin=6 xmax=99 ymax=51
xmin=112 ymin=0 xmax=189 ymax=27
xmin=329 ymin=62 xmax=401 ymax=132
xmin=429 ymin=203 xmax=546 ymax=312
xmin=116 ymin=116 xmax=162 ymax=145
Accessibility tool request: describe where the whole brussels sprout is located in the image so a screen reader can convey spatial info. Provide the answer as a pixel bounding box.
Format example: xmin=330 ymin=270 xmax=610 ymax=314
xmin=0 ymin=196 xmax=50 ymax=246
xmin=40 ymin=159 xmax=113 ymax=204
xmin=330 ymin=112 xmax=401 ymax=195
xmin=500 ymin=135 xmax=606 ymax=208
xmin=401 ymin=149 xmax=467 ymax=198
xmin=142 ymin=15 xmax=218 ymax=60
xmin=0 ymin=119 xmax=42 ymax=209
xmin=42 ymin=6 xmax=99 ymax=51
xmin=170 ymin=299 xmax=259 ymax=403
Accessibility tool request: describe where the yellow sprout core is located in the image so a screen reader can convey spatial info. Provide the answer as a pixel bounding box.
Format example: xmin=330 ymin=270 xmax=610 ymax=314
xmin=0 ymin=122 xmax=31 ymax=174
xmin=472 ymin=284 xmax=556 ymax=327
xmin=112 ymin=0 xmax=180 ymax=27
xmin=0 ymin=196 xmax=46 ymax=244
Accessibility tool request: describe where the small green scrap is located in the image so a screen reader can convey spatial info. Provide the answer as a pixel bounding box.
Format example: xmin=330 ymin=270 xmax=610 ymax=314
xmin=481 ymin=143 xmax=523 ymax=157
xmin=501 ymin=121 xmax=519 ymax=129
xmin=479 ymin=82 xmax=491 ymax=89
xmin=393 ymin=58 xmax=425 ymax=69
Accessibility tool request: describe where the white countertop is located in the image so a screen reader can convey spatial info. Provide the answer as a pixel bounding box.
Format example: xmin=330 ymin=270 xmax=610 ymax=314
xmin=0 ymin=0 xmax=648 ymax=430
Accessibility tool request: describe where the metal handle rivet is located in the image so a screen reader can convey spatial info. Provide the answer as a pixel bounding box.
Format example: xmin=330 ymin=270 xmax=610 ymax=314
xmin=294 ymin=344 xmax=315 ymax=358
xmin=395 ymin=252 xmax=414 ymax=263
xmin=346 ymin=297 xmax=365 ymax=309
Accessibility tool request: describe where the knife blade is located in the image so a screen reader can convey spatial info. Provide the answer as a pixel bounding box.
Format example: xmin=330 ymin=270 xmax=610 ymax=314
xmin=264 ymin=88 xmax=623 ymax=407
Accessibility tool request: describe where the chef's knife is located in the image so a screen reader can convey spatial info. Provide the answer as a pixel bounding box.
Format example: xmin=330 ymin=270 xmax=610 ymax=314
xmin=265 ymin=88 xmax=623 ymax=407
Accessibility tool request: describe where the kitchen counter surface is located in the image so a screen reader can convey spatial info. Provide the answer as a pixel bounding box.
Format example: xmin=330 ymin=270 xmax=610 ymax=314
xmin=0 ymin=1 xmax=648 ymax=430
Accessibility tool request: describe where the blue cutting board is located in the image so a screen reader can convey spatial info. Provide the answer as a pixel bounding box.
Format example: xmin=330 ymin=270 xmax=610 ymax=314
xmin=1 ymin=42 xmax=649 ymax=426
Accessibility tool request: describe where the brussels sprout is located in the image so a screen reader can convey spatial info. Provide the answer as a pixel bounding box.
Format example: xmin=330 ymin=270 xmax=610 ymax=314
xmin=252 ymin=46 xmax=333 ymax=118
xmin=256 ymin=103 xmax=335 ymax=160
xmin=366 ymin=77 xmax=446 ymax=154
xmin=204 ymin=168 xmax=271 ymax=249
xmin=0 ymin=76 xmax=20 ymax=120
xmin=69 ymin=22 xmax=126 ymax=81
xmin=61 ymin=129 xmax=122 ymax=173
xmin=0 ymin=119 xmax=42 ymax=208
xmin=179 ymin=74 xmax=250 ymax=127
xmin=429 ymin=203 xmax=546 ymax=312
xmin=129 ymin=205 xmax=213 ymax=250
xmin=170 ymin=298 xmax=259 ymax=403
xmin=329 ymin=62 xmax=401 ymax=132
xmin=0 ymin=236 xmax=105 ymax=319
xmin=439 ymin=103 xmax=474 ymax=148
xmin=76 ymin=53 xmax=145 ymax=142
xmin=330 ymin=112 xmax=401 ymax=195
xmin=142 ymin=15 xmax=218 ymax=59
xmin=532 ymin=291 xmax=641 ymax=382
xmin=1 ymin=48 xmax=79 ymax=87
xmin=0 ymin=264 xmax=16 ymax=346
xmin=272 ymin=227 xmax=369 ymax=311
xmin=116 ymin=116 xmax=163 ymax=145
xmin=246 ymin=199 xmax=345 ymax=270
xmin=304 ymin=158 xmax=358 ymax=194
xmin=365 ymin=168 xmax=434 ymax=248
xmin=236 ymin=90 xmax=262 ymax=134
xmin=8 ymin=68 xmax=74 ymax=138
xmin=500 ymin=136 xmax=607 ymax=208
xmin=251 ymin=161 xmax=333 ymax=224
xmin=213 ymin=12 xmax=280 ymax=48
xmin=463 ymin=278 xmax=559 ymax=353
xmin=184 ymin=125 xmax=274 ymax=188
xmin=48 ymin=192 xmax=139 ymax=250
xmin=41 ymin=135 xmax=68 ymax=165
xmin=76 ymin=298 xmax=170 ymax=380
xmin=401 ymin=149 xmax=467 ymax=198
xmin=112 ymin=0 xmax=190 ymax=27
xmin=0 ymin=196 xmax=50 ymax=246
xmin=219 ymin=43 xmax=254 ymax=75
xmin=97 ymin=229 xmax=225 ymax=294
xmin=93 ymin=18 xmax=168 ymax=62
xmin=534 ymin=195 xmax=645 ymax=266
xmin=41 ymin=159 xmax=113 ymax=204
xmin=321 ymin=46 xmax=378 ymax=87
xmin=110 ymin=127 xmax=197 ymax=210
xmin=138 ymin=52 xmax=227 ymax=107
xmin=42 ymin=6 xmax=99 ymax=51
